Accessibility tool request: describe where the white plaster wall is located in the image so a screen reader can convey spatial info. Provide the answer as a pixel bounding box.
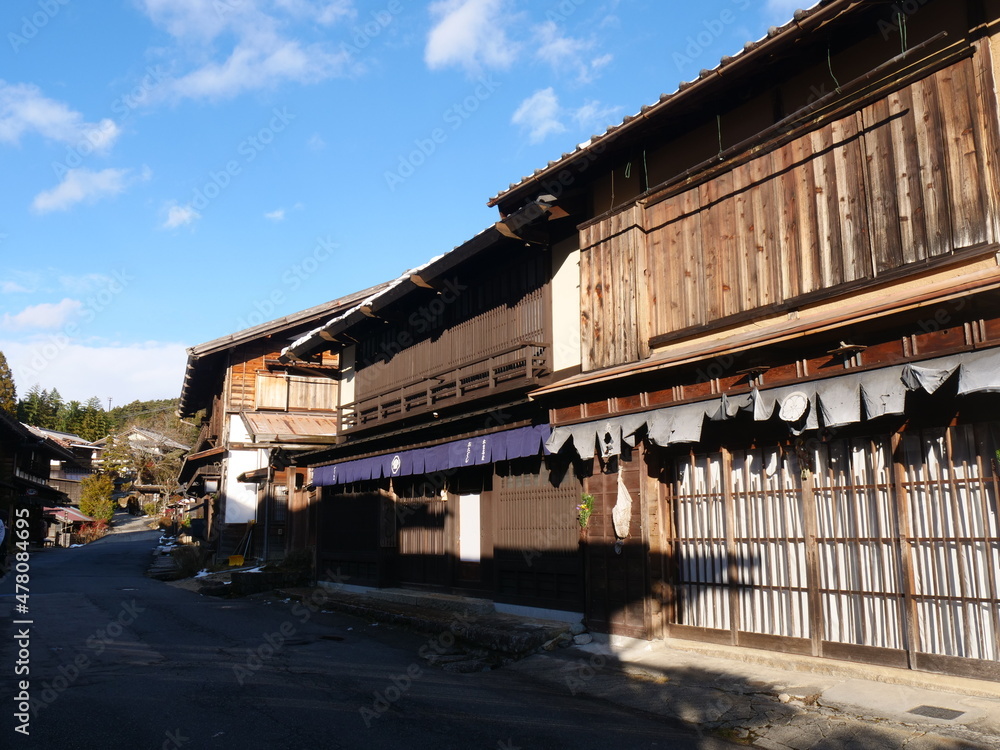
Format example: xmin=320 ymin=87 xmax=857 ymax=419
xmin=551 ymin=235 xmax=582 ymax=372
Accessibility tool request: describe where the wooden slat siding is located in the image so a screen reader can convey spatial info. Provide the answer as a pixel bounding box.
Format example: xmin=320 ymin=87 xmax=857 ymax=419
xmin=574 ymin=57 xmax=1000 ymax=372
xmin=888 ymin=85 xmax=930 ymax=263
xmin=711 ymin=170 xmax=742 ymax=318
xmin=972 ymin=39 xmax=1000 ymax=244
xmin=679 ymin=187 xmax=706 ymax=331
xmin=789 ymin=133 xmax=820 ymax=296
xmin=603 ymin=220 xmax=618 ymax=366
xmin=699 ymin=181 xmax=722 ymax=321
xmin=256 ymin=374 xmax=286 ymax=409
xmin=288 ymin=376 xmax=336 ymax=411
xmin=832 ymin=115 xmax=871 ymax=283
xmin=396 ymin=498 xmax=450 ymax=586
xmin=581 ymin=225 xmax=595 ymax=371
xmin=938 ymin=57 xmax=988 ymax=250
xmin=861 ymin=96 xmax=906 ymax=274
xmin=493 ymin=461 xmax=583 ymax=609
xmin=911 ymin=68 xmax=954 ymax=257
xmin=730 ymin=162 xmax=752 ymax=312
xmin=579 ymin=208 xmax=645 ymax=369
xmin=809 ymin=125 xmax=841 ymax=288
xmin=634 ymin=204 xmax=652 ymax=361
xmin=754 ymin=149 xmax=782 ymax=305
xmin=356 ymin=252 xmax=546 ymax=397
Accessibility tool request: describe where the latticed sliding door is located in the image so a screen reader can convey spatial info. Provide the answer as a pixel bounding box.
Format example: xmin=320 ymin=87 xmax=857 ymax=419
xmin=673 ymin=451 xmax=731 ymax=632
xmin=811 ymin=437 xmax=907 ymax=660
xmin=730 ymin=447 xmax=809 ymax=641
xmin=899 ymin=424 xmax=1000 ymax=674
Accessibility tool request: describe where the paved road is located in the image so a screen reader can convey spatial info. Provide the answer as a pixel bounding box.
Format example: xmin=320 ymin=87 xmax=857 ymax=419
xmin=1 ymin=517 xmax=736 ymax=750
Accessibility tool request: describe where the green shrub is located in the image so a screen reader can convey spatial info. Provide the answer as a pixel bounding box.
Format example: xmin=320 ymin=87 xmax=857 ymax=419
xmin=79 ymin=474 xmax=115 ymax=523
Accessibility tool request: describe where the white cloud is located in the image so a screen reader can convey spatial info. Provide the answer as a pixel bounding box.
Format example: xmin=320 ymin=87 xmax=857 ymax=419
xmin=31 ymin=168 xmax=130 ymax=214
xmin=0 ymin=80 xmax=121 ymax=151
xmin=1 ymin=339 xmax=189 ymax=403
xmin=307 ymin=133 xmax=326 ymax=150
xmin=590 ymin=53 xmax=613 ymax=74
xmin=161 ymin=204 xmax=200 ymax=229
xmin=272 ymin=0 xmax=355 ymax=25
xmin=0 ymin=271 xmax=41 ymax=295
xmin=1 ymin=298 xmax=82 ymax=331
xmin=138 ymin=0 xmax=356 ymax=101
xmin=58 ymin=273 xmax=116 ymax=295
xmin=170 ymin=37 xmax=351 ymax=100
xmin=573 ymin=99 xmax=623 ymax=134
xmin=264 ymin=208 xmax=286 ymax=221
xmin=532 ymin=21 xmax=599 ymax=83
xmin=512 ymin=88 xmax=566 ymax=144
xmin=425 ymin=0 xmax=519 ymax=74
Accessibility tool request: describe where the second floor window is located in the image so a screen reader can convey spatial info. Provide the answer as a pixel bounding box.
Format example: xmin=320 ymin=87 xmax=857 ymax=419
xmin=255 ymin=374 xmax=336 ymax=412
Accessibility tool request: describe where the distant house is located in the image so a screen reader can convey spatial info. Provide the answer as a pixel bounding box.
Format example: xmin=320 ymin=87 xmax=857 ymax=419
xmin=96 ymin=426 xmax=191 ymax=511
xmin=177 ymin=285 xmax=386 ymax=563
xmin=24 ymin=426 xmax=99 ymax=504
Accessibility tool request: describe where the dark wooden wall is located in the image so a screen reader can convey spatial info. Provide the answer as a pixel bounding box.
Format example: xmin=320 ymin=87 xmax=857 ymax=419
xmin=355 ymin=248 xmax=549 ymax=399
xmin=580 ymin=51 xmax=1000 ymax=371
xmin=493 ymin=458 xmax=584 ymax=611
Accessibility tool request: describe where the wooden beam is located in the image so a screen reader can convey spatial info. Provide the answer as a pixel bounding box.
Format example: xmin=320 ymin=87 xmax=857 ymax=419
xmin=408 ymin=273 xmax=437 ymax=289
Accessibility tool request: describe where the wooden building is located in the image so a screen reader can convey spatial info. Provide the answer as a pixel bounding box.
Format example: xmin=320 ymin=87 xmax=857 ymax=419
xmin=24 ymin=426 xmax=98 ymax=505
xmin=177 ymin=286 xmax=383 ymax=563
xmin=1 ymin=410 xmax=74 ymax=561
xmin=282 ymin=226 xmax=587 ymax=617
xmin=483 ymin=0 xmax=1000 ymax=680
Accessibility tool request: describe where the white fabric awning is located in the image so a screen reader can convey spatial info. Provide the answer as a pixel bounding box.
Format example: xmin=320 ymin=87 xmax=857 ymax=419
xmin=546 ymin=348 xmax=1000 ymax=459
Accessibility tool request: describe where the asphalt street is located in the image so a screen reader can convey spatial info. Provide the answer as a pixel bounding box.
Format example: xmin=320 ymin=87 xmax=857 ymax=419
xmin=0 ymin=517 xmax=737 ymax=750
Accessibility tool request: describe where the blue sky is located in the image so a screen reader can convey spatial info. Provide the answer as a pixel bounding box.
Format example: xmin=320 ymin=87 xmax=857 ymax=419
xmin=1 ymin=0 xmax=801 ymax=405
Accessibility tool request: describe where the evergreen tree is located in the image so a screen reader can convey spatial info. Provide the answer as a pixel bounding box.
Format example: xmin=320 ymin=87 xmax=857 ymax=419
xmin=78 ymin=397 xmax=111 ymax=442
xmin=0 ymin=351 xmax=15 ymax=415
xmin=17 ymin=384 xmax=44 ymax=425
xmin=43 ymin=388 xmax=64 ymax=430
xmin=63 ymin=400 xmax=84 ymax=437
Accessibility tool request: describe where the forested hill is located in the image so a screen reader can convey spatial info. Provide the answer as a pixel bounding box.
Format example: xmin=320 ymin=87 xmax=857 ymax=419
xmin=15 ymin=389 xmax=196 ymax=445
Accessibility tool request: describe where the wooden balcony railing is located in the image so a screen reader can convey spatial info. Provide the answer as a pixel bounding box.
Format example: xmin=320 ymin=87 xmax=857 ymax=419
xmin=342 ymin=342 xmax=549 ymax=431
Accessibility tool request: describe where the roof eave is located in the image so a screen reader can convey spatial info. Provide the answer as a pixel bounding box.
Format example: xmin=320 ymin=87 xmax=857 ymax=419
xmin=487 ymin=0 xmax=856 ymax=210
